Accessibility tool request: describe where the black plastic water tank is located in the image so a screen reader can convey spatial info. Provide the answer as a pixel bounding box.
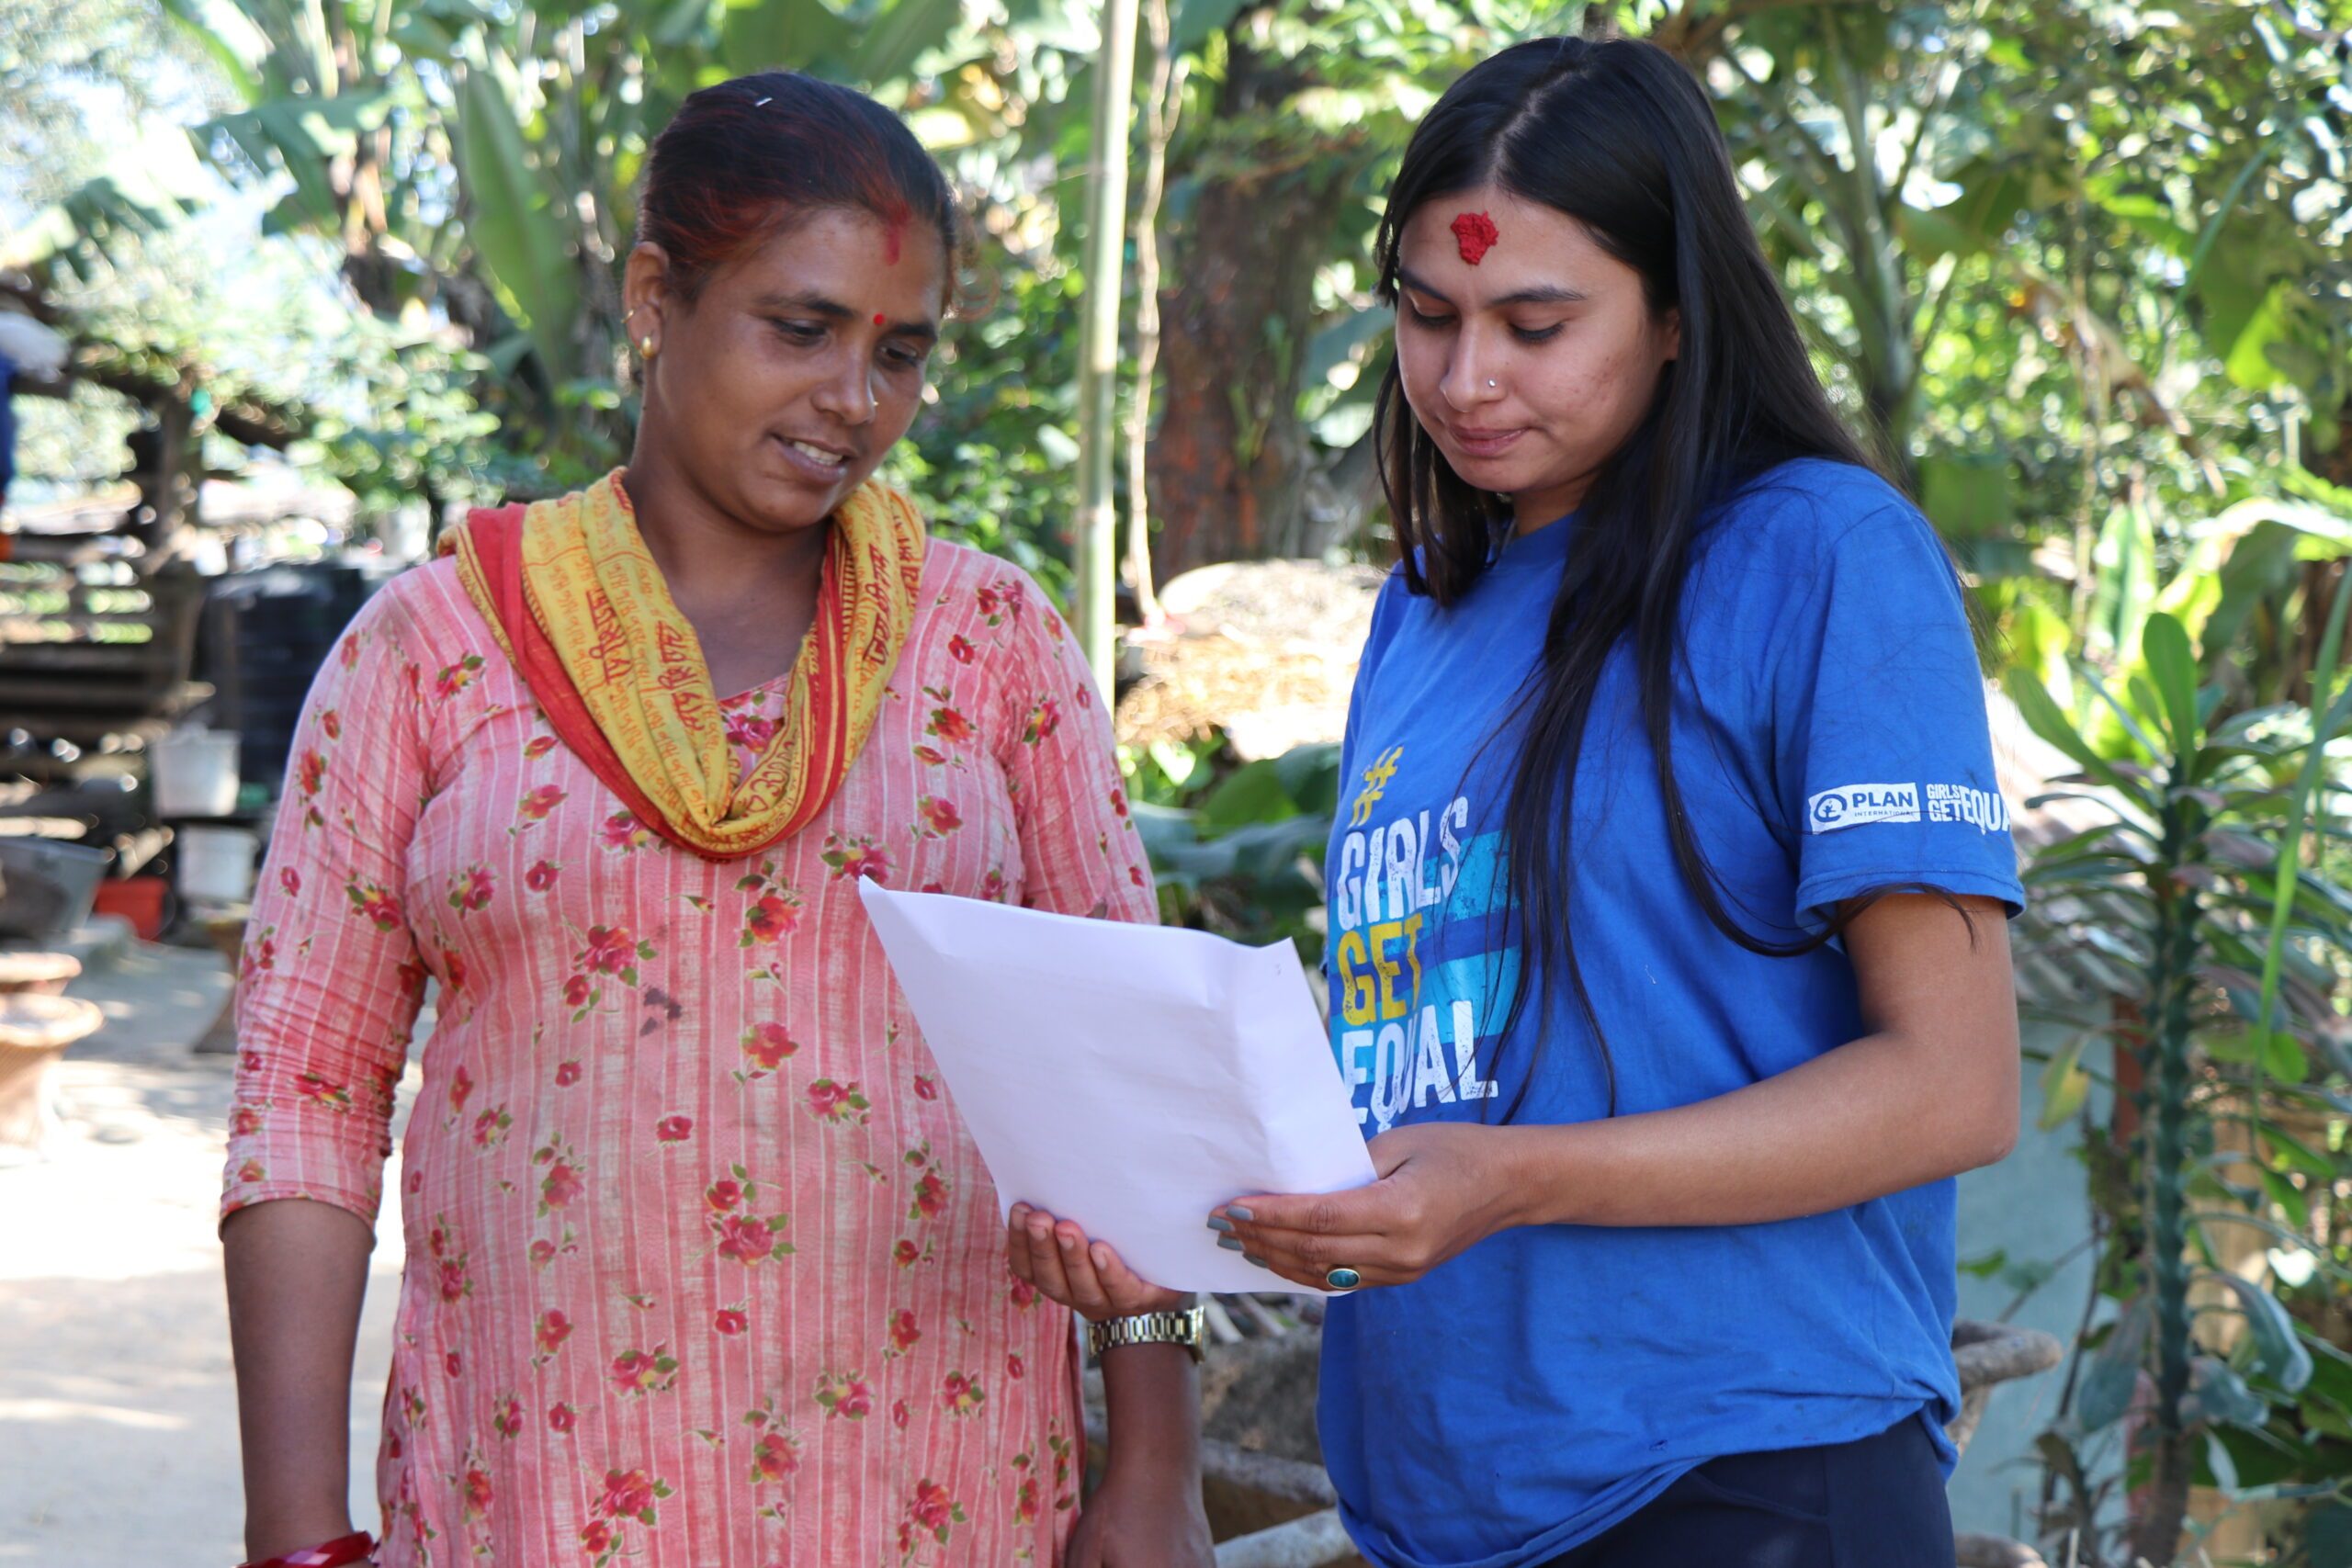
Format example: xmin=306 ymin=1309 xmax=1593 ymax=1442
xmin=195 ymin=564 xmax=390 ymax=792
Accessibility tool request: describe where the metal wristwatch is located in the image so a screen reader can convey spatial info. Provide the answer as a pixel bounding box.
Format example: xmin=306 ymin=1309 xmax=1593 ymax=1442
xmin=1086 ymin=1305 xmax=1206 ymax=1364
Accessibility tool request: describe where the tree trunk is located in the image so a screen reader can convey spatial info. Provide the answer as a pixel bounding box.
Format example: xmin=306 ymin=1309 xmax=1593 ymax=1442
xmin=126 ymin=394 xmax=199 ymax=561
xmin=2289 ymin=558 xmax=2345 ymax=707
xmin=1124 ymin=0 xmax=1185 ymax=626
xmin=324 ymin=2 xmax=401 ymax=318
xmin=1148 ymin=41 xmax=1356 ymax=579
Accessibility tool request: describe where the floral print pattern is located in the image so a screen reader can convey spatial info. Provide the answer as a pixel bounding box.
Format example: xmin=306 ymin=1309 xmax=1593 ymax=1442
xmin=223 ymin=543 xmax=1152 ymax=1564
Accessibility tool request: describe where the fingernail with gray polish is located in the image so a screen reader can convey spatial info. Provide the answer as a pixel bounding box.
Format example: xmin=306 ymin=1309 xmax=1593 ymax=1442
xmin=1227 ymin=1206 xmax=1254 ymax=1222
xmin=1245 ymin=1254 xmax=1270 ymax=1269
xmin=1205 ymin=1216 xmax=1235 ymax=1234
xmin=1216 ymin=1235 xmax=1244 ymax=1252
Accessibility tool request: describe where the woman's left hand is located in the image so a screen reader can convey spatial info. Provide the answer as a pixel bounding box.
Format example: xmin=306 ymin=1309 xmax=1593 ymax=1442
xmin=1006 ymin=1202 xmax=1187 ymax=1320
xmin=1068 ymin=1463 xmax=1215 ymax=1568
xmin=1215 ymin=1122 xmax=1529 ymax=1292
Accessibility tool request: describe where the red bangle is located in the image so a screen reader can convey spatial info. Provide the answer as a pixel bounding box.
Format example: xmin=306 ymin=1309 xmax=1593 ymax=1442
xmin=239 ymin=1532 xmax=374 ymax=1568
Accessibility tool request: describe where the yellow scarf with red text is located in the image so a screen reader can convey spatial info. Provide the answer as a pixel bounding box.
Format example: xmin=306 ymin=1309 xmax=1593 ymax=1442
xmin=443 ymin=468 xmax=926 ymax=861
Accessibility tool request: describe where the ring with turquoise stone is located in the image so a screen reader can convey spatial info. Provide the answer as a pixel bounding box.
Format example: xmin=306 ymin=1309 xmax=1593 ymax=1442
xmin=1324 ymin=1267 xmax=1361 ymax=1290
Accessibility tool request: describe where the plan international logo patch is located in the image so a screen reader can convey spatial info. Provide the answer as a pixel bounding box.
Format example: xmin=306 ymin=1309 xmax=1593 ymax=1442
xmin=1807 ymin=783 xmax=1921 ymax=833
xmin=1806 ymin=781 xmax=2012 ymax=835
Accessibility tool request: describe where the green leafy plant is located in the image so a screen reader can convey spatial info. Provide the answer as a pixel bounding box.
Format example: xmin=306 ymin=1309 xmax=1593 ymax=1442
xmin=2007 ymin=592 xmax=2352 ymax=1565
xmin=1129 ymin=739 xmax=1342 ymax=963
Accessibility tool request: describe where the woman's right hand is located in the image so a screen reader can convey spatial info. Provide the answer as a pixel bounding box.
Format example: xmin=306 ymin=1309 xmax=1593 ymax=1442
xmin=1006 ymin=1203 xmax=1186 ymax=1321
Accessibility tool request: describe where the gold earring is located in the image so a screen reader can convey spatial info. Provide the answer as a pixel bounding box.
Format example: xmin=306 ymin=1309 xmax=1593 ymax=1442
xmin=639 ymin=335 xmax=655 ymax=357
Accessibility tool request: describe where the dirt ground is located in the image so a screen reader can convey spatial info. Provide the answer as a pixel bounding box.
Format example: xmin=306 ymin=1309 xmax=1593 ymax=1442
xmin=0 ymin=932 xmax=416 ymax=1566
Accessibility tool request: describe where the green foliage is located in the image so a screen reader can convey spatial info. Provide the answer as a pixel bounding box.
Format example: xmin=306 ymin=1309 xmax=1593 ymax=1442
xmin=449 ymin=58 xmax=582 ymax=391
xmin=1126 ymin=738 xmax=1343 ymax=964
xmin=888 ymin=257 xmax=1086 ymax=596
xmin=296 ymin=319 xmax=511 ymax=513
xmin=14 ymin=0 xmax=2347 ymax=580
xmin=2008 ymin=576 xmax=2352 ymax=1563
xmin=0 ymin=0 xmax=222 ymax=217
xmin=1690 ymin=0 xmax=2352 ymax=569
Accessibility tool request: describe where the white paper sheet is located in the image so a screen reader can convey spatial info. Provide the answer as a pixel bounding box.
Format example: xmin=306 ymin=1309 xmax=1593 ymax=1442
xmin=857 ymin=880 xmax=1377 ymax=1293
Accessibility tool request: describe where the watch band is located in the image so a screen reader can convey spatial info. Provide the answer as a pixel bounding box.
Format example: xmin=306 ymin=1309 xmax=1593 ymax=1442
xmin=1086 ymin=1305 xmax=1206 ymax=1364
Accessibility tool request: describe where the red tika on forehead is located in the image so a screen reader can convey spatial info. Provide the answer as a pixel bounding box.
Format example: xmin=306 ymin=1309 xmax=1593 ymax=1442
xmin=1451 ymin=210 xmax=1500 ymax=265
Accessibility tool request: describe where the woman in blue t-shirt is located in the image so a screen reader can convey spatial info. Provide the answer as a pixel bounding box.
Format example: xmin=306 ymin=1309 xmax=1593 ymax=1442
xmin=1010 ymin=34 xmax=2024 ymax=1568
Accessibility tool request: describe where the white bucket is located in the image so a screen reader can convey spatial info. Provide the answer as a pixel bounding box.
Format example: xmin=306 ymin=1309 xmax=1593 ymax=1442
xmin=152 ymin=728 xmax=241 ymax=818
xmin=176 ymin=826 xmax=258 ymax=904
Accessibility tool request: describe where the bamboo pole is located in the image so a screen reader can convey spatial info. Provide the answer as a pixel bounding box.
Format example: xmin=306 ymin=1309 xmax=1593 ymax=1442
xmin=1122 ymin=0 xmax=1186 ymax=630
xmin=1073 ymin=0 xmax=1143 ymax=694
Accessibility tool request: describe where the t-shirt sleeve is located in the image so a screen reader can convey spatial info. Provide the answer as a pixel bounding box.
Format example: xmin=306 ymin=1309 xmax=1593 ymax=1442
xmin=1767 ymin=506 xmax=2025 ymax=928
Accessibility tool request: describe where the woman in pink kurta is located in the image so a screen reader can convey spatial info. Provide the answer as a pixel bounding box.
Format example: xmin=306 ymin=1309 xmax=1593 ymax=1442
xmin=226 ymin=538 xmax=1143 ymax=1565
xmin=221 ymin=71 xmax=1211 ymax=1568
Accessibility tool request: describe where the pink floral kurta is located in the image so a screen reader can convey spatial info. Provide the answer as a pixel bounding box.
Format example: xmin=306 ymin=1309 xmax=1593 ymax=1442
xmin=223 ymin=540 xmax=1153 ymax=1566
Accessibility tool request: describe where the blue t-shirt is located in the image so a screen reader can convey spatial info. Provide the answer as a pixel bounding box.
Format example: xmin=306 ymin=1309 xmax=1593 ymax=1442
xmin=1318 ymin=458 xmax=2025 ymax=1568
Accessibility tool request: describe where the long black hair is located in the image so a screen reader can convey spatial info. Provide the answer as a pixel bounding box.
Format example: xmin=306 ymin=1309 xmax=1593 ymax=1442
xmin=1370 ymin=36 xmax=1910 ymax=1120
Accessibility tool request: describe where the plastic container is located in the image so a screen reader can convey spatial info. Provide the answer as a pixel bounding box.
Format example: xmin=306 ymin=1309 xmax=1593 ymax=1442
xmin=176 ymin=826 xmax=259 ymax=904
xmin=0 ymin=837 xmax=109 ymax=940
xmin=92 ymin=877 xmax=168 ymax=942
xmin=152 ymin=728 xmax=242 ymax=818
xmin=197 ymin=564 xmax=382 ymax=789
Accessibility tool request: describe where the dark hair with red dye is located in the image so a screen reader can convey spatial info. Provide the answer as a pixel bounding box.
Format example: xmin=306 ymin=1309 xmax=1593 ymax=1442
xmin=1374 ymin=38 xmax=1955 ymax=1124
xmin=638 ymin=71 xmax=958 ymax=301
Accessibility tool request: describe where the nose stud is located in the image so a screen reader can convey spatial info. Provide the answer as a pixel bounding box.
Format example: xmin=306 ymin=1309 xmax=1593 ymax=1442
xmin=1486 ymin=378 xmax=1497 ymax=389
